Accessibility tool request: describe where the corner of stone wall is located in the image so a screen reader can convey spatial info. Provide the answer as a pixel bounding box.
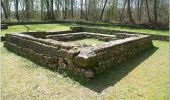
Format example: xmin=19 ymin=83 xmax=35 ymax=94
xmin=70 ymin=26 xmax=83 ymax=32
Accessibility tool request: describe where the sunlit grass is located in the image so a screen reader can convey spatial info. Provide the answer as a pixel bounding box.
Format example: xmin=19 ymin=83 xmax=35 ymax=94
xmin=0 ymin=24 xmax=71 ymax=35
xmin=0 ymin=23 xmax=169 ymax=99
xmin=100 ymin=26 xmax=169 ymax=36
xmin=1 ymin=40 xmax=168 ymax=99
xmin=1 ymin=23 xmax=168 ymax=36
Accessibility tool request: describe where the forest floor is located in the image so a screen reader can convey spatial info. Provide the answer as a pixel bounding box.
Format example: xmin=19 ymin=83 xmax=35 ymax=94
xmin=1 ymin=24 xmax=169 ymax=99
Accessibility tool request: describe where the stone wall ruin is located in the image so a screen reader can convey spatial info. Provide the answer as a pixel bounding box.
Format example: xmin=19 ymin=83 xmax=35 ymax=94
xmin=4 ymin=26 xmax=153 ymax=78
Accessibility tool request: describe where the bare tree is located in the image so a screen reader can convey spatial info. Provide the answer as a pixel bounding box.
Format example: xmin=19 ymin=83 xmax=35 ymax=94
xmin=145 ymin=0 xmax=151 ymax=22
xmin=25 ymin=0 xmax=30 ymax=19
xmin=153 ymin=0 xmax=158 ymax=22
xmin=100 ymin=0 xmax=108 ymax=20
xmin=80 ymin=0 xmax=83 ymax=19
xmin=120 ymin=0 xmax=127 ymax=22
xmin=71 ymin=0 xmax=74 ymax=18
xmin=137 ymin=0 xmax=140 ymax=22
xmin=64 ymin=0 xmax=67 ymax=19
xmin=50 ymin=0 xmax=55 ymax=19
xmin=1 ymin=0 xmax=8 ymax=20
xmin=0 ymin=0 xmax=168 ymax=25
xmin=139 ymin=0 xmax=143 ymax=22
xmin=14 ymin=0 xmax=19 ymax=21
xmin=127 ymin=0 xmax=134 ymax=23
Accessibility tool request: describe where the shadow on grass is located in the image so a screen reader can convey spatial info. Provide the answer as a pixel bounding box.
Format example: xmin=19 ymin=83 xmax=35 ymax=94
xmin=79 ymin=46 xmax=158 ymax=93
xmin=3 ymin=42 xmax=158 ymax=93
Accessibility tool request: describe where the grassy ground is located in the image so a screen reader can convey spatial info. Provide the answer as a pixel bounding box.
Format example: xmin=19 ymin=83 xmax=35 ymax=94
xmin=1 ymin=40 xmax=168 ymax=100
xmin=67 ymin=38 xmax=106 ymax=45
xmin=99 ymin=26 xmax=169 ymax=36
xmin=1 ymin=24 xmax=168 ymax=36
xmin=0 ymin=24 xmax=70 ymax=35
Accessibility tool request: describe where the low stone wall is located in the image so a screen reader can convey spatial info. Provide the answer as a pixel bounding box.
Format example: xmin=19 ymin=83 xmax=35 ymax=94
xmin=1 ymin=29 xmax=77 ymax=42
xmin=21 ymin=29 xmax=77 ymax=38
xmin=47 ymin=32 xmax=117 ymax=42
xmin=71 ymin=26 xmax=169 ymax=41
xmin=4 ymin=27 xmax=153 ymax=79
xmin=5 ymin=34 xmax=88 ymax=77
xmin=2 ymin=21 xmax=168 ymax=30
xmin=73 ymin=36 xmax=153 ymax=74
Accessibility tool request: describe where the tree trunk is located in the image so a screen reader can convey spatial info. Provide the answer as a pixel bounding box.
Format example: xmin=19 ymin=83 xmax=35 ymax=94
xmin=139 ymin=0 xmax=143 ymax=22
xmin=5 ymin=0 xmax=10 ymax=20
xmin=145 ymin=0 xmax=151 ymax=22
xmin=64 ymin=0 xmax=67 ymax=19
xmin=55 ymin=0 xmax=60 ymax=19
xmin=127 ymin=0 xmax=134 ymax=23
xmin=84 ymin=0 xmax=88 ymax=20
xmin=154 ymin=0 xmax=158 ymax=22
xmin=137 ymin=0 xmax=140 ymax=22
xmin=30 ymin=0 xmax=34 ymax=19
xmin=71 ymin=0 xmax=74 ymax=18
xmin=119 ymin=0 xmax=127 ymax=22
xmin=15 ymin=0 xmax=20 ymax=21
xmin=1 ymin=0 xmax=8 ymax=20
xmin=46 ymin=0 xmax=51 ymax=19
xmin=100 ymin=0 xmax=108 ymax=20
xmin=113 ymin=0 xmax=117 ymax=20
xmin=25 ymin=0 xmax=30 ymax=19
xmin=40 ymin=0 xmax=44 ymax=20
xmin=80 ymin=0 xmax=83 ymax=19
xmin=50 ymin=0 xmax=55 ymax=19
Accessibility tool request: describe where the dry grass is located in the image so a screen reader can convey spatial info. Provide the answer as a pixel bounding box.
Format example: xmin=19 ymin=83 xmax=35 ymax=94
xmin=1 ymin=40 xmax=168 ymax=100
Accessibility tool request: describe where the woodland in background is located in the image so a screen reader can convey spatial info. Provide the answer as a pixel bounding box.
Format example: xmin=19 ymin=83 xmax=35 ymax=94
xmin=1 ymin=0 xmax=169 ymax=27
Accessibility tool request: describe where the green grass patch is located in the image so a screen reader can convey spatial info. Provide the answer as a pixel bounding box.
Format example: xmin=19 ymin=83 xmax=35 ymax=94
xmin=1 ymin=40 xmax=168 ymax=99
xmin=1 ymin=23 xmax=168 ymax=36
xmin=99 ymin=26 xmax=169 ymax=36
xmin=1 ymin=24 xmax=71 ymax=35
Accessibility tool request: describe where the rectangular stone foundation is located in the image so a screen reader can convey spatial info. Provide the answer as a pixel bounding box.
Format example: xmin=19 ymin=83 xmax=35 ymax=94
xmin=4 ymin=26 xmax=153 ymax=78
